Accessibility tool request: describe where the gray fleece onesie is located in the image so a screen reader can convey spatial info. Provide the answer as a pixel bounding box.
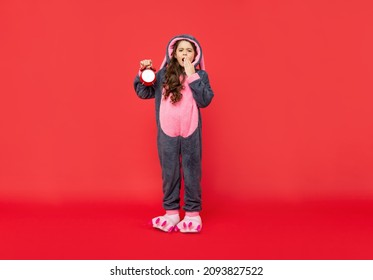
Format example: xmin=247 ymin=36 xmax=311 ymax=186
xmin=134 ymin=34 xmax=214 ymax=212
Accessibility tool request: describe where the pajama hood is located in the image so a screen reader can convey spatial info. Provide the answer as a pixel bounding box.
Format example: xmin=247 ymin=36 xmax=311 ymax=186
xmin=159 ymin=34 xmax=206 ymax=70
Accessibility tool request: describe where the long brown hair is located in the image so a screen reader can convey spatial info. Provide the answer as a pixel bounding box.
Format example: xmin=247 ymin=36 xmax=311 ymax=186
xmin=163 ymin=40 xmax=197 ymax=104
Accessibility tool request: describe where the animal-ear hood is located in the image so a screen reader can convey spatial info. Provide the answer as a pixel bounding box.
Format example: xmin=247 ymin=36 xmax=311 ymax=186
xmin=159 ymin=34 xmax=205 ymax=70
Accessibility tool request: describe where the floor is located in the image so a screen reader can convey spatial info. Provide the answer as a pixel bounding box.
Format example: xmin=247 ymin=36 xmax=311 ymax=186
xmin=1 ymin=199 xmax=372 ymax=259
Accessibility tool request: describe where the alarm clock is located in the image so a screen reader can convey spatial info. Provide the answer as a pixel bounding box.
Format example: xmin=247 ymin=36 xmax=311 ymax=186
xmin=140 ymin=67 xmax=156 ymax=86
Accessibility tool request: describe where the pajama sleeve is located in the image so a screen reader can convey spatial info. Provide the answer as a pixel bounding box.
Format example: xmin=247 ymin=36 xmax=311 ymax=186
xmin=187 ymin=70 xmax=214 ymax=108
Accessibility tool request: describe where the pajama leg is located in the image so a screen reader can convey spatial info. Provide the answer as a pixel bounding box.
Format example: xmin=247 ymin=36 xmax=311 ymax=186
xmin=157 ymin=129 xmax=181 ymax=210
xmin=181 ymin=128 xmax=202 ymax=212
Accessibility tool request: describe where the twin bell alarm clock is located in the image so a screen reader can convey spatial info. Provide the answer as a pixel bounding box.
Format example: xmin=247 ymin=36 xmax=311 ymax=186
xmin=140 ymin=66 xmax=156 ymax=86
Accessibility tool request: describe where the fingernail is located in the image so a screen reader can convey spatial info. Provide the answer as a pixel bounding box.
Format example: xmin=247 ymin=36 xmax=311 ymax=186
xmin=188 ymin=222 xmax=193 ymax=228
xmin=155 ymin=218 xmax=160 ymax=224
xmin=197 ymin=225 xmax=201 ymax=232
xmin=161 ymin=220 xmax=167 ymax=227
xmin=183 ymin=222 xmax=187 ymax=229
xmin=168 ymin=226 xmax=174 ymax=232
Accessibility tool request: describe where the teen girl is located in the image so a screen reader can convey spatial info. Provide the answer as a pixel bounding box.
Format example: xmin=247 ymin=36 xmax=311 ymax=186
xmin=134 ymin=34 xmax=214 ymax=233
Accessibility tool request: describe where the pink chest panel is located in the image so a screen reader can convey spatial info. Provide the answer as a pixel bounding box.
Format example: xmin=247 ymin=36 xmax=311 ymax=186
xmin=159 ymin=81 xmax=199 ymax=138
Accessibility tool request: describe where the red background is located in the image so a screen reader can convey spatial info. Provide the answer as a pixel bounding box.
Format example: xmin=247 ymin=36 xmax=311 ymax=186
xmin=1 ymin=0 xmax=373 ymax=259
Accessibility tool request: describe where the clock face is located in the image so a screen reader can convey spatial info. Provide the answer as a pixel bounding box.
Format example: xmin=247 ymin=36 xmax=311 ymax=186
xmin=140 ymin=69 xmax=156 ymax=86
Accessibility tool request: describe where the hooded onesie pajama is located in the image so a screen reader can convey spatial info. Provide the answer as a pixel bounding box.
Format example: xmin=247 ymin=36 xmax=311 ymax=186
xmin=134 ymin=34 xmax=214 ymax=232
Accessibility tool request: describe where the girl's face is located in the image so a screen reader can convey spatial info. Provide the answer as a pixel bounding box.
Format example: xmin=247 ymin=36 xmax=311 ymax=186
xmin=174 ymin=40 xmax=196 ymax=67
